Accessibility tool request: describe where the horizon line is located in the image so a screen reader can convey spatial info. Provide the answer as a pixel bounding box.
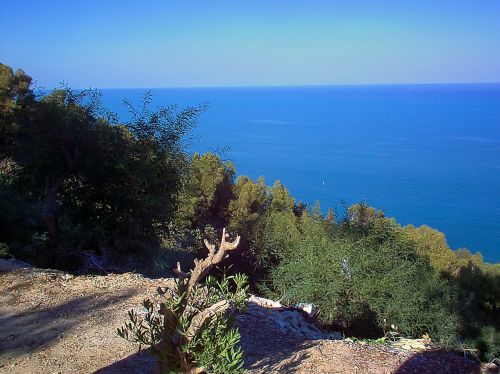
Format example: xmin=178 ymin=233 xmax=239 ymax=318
xmin=58 ymin=81 xmax=500 ymax=91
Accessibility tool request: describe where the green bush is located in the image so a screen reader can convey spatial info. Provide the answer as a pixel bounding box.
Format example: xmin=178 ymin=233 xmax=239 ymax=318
xmin=187 ymin=316 xmax=244 ymax=374
xmin=118 ymin=230 xmax=247 ymax=373
xmin=0 ymin=178 xmax=39 ymax=252
xmin=119 ymin=273 xmax=247 ymax=373
xmin=265 ymin=214 xmax=459 ymax=343
xmin=174 ymin=152 xmax=235 ymax=229
xmin=0 ymin=242 xmax=10 ymax=258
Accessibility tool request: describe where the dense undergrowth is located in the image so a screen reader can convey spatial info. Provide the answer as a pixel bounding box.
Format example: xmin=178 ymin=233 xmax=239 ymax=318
xmin=1 ymin=63 xmax=498 ymax=364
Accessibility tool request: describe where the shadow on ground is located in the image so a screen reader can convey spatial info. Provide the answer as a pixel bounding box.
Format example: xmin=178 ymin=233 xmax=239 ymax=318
xmin=242 ymin=339 xmax=315 ymax=373
xmin=94 ymin=348 xmax=159 ymax=374
xmin=0 ymin=286 xmax=134 ymax=360
xmin=97 ymin=302 xmax=323 ymax=373
xmin=394 ymin=349 xmax=480 ymax=374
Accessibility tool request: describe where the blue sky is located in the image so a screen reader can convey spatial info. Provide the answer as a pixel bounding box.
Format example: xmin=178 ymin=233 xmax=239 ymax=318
xmin=1 ymin=0 xmax=500 ymax=88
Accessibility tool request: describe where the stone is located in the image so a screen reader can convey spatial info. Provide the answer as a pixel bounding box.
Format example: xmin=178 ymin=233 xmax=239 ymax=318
xmin=485 ymin=362 xmax=499 ymax=374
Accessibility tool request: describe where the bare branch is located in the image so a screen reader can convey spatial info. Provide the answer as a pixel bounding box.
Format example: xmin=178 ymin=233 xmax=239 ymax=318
xmin=173 ymin=262 xmax=189 ymax=280
xmin=185 ymin=300 xmax=231 ymax=342
xmin=184 ymin=228 xmax=240 ymax=298
xmin=203 ymin=239 xmax=216 ymax=254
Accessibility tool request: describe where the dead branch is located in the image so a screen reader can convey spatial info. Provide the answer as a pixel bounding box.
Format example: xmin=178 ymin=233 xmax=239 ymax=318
xmin=185 ymin=228 xmax=240 ymax=298
xmin=185 ymin=300 xmax=231 ymax=342
xmin=173 ymin=262 xmax=190 ymax=280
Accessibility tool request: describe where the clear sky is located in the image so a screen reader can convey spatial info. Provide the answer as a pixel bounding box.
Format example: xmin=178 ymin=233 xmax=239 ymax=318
xmin=1 ymin=0 xmax=500 ymax=88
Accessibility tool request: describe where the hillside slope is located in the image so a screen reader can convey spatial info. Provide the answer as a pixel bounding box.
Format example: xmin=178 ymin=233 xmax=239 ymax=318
xmin=0 ymin=260 xmax=481 ymax=373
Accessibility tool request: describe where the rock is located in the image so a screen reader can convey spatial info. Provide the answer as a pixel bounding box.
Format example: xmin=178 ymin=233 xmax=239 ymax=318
xmin=247 ymin=295 xmax=283 ymax=308
xmin=393 ymin=338 xmax=428 ymax=351
xmin=241 ymin=297 xmax=341 ymax=341
xmin=485 ymin=362 xmax=499 ymax=374
xmin=294 ymin=303 xmax=317 ymax=318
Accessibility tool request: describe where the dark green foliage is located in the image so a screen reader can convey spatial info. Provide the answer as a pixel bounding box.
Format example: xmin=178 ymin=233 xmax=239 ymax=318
xmin=261 ymin=203 xmax=499 ymax=358
xmin=0 ymin=63 xmax=203 ymax=270
xmin=0 ymin=242 xmax=10 ymax=258
xmin=0 ymin=177 xmax=38 ymax=249
xmin=253 ymin=209 xmax=300 ymax=271
xmin=228 ymin=176 xmax=267 ymax=237
xmin=187 ymin=317 xmax=244 ymax=374
xmin=227 ymin=177 xmax=299 ymax=279
xmin=454 ymin=261 xmax=500 ymax=360
xmin=0 ymin=64 xmax=35 ymax=157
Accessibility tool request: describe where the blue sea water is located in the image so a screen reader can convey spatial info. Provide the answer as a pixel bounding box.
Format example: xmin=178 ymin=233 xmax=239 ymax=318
xmin=100 ymin=84 xmax=500 ymax=263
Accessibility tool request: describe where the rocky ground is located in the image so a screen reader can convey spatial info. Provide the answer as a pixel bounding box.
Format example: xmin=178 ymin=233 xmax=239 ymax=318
xmin=0 ymin=259 xmax=484 ymax=373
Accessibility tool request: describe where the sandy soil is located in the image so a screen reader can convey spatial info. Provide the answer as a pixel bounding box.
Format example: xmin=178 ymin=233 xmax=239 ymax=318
xmin=0 ymin=261 xmax=481 ymax=373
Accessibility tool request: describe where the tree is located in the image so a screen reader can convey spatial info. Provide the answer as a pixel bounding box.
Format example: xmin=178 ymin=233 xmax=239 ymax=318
xmin=403 ymin=224 xmax=459 ymax=274
xmin=268 ymin=180 xmax=295 ymax=213
xmin=0 ymin=63 xmax=204 ymax=266
xmin=0 ymin=63 xmax=35 ymax=159
xmin=175 ymin=152 xmax=235 ymax=229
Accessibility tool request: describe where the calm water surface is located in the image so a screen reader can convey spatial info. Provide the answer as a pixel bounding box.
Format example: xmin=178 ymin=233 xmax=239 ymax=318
xmin=100 ymin=84 xmax=500 ymax=263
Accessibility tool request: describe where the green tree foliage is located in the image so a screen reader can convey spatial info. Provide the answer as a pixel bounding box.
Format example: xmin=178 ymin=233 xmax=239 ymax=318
xmin=347 ymin=203 xmax=385 ymax=226
xmin=268 ymin=179 xmax=295 ymax=213
xmin=0 ymin=157 xmax=38 ymax=250
xmin=253 ymin=209 xmax=300 ymax=271
xmin=0 ymin=64 xmax=35 ymax=156
xmin=175 ymin=152 xmax=235 ymax=229
xmin=263 ymin=202 xmax=499 ymax=357
xmin=453 ymin=254 xmax=500 ymax=360
xmin=0 ymin=64 xmax=33 ymax=111
xmin=252 ymin=181 xmax=298 ymax=271
xmin=0 ymin=63 xmax=203 ymax=268
xmin=0 ymin=242 xmax=10 ymax=258
xmin=228 ymin=176 xmax=267 ymax=233
xmin=227 ymin=177 xmax=300 ymax=279
xmin=403 ymin=224 xmax=459 ymax=274
xmin=226 ymin=176 xmax=267 ymax=275
xmin=402 ymin=225 xmax=499 ymax=359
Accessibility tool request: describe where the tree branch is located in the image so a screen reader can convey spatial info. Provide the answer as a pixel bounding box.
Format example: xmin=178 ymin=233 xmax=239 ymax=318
xmin=185 ymin=300 xmax=231 ymax=342
xmin=184 ymin=228 xmax=240 ymax=298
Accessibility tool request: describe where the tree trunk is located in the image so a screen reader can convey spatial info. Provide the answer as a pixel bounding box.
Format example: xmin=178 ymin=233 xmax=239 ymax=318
xmin=44 ymin=178 xmax=62 ymax=240
xmin=42 ymin=147 xmax=79 ymax=241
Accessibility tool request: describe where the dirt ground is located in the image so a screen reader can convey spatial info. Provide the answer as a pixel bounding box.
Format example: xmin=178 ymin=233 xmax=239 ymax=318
xmin=0 ymin=261 xmax=481 ymax=373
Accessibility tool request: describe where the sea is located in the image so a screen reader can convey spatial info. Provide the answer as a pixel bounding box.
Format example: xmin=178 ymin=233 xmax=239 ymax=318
xmin=99 ymin=84 xmax=500 ymax=263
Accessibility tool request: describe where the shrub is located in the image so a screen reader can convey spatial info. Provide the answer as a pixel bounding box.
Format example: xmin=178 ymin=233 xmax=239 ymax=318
xmin=0 ymin=243 xmax=10 ymax=258
xmin=0 ymin=177 xmax=39 ymax=253
xmin=265 ymin=215 xmax=459 ymax=343
xmin=118 ymin=229 xmax=247 ymax=373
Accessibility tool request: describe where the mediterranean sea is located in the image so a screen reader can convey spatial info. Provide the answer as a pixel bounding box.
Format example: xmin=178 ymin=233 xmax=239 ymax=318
xmin=100 ymin=84 xmax=500 ymax=263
